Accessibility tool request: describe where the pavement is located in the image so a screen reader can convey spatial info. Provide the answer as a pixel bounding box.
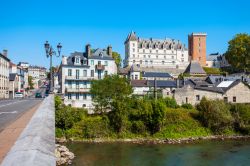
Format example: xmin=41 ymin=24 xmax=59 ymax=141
xmin=0 ymin=87 xmax=46 ymax=163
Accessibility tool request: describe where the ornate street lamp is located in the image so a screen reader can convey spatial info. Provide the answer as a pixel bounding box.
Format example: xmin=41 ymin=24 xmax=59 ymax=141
xmin=44 ymin=41 xmax=62 ymax=93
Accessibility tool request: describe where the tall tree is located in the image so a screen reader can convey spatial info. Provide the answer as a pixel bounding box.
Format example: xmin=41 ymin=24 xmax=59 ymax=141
xmin=90 ymin=75 xmax=132 ymax=113
xmin=225 ymin=33 xmax=250 ymax=72
xmin=112 ymin=51 xmax=122 ymax=67
xmin=28 ymin=76 xmax=34 ymax=89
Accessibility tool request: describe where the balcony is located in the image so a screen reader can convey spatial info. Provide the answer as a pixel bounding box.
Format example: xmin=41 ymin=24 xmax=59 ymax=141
xmin=65 ymin=88 xmax=90 ymax=93
xmin=65 ymin=76 xmax=94 ymax=80
xmin=95 ymin=64 xmax=105 ymax=70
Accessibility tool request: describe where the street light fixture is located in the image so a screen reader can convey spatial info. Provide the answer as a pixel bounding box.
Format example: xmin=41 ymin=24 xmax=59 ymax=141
xmin=44 ymin=41 xmax=62 ymax=93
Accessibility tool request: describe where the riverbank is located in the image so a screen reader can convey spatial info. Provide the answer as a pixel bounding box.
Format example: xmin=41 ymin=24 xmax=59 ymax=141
xmin=57 ymin=135 xmax=250 ymax=145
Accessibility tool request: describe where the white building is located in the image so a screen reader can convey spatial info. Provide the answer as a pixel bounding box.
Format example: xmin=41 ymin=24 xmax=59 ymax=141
xmin=0 ymin=50 xmax=10 ymax=99
xmin=58 ymin=44 xmax=117 ymax=110
xmin=28 ymin=66 xmax=47 ymax=80
xmin=124 ymin=31 xmax=189 ymax=69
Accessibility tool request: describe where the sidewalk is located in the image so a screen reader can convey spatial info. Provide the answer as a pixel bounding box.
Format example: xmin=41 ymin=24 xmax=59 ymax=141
xmin=0 ymin=103 xmax=41 ymax=163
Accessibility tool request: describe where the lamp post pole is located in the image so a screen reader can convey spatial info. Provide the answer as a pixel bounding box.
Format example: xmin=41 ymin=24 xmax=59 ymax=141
xmin=44 ymin=41 xmax=62 ymax=93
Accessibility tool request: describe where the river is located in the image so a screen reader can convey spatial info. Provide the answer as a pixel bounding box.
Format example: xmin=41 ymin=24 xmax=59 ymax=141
xmin=66 ymin=140 xmax=250 ymax=166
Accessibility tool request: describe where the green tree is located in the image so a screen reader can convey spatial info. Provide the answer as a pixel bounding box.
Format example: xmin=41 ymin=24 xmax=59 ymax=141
xmin=225 ymin=33 xmax=250 ymax=72
xmin=28 ymin=76 xmax=34 ymax=89
xmin=90 ymin=75 xmax=133 ymax=113
xmin=112 ymin=51 xmax=122 ymax=67
xmin=197 ymin=98 xmax=234 ymax=133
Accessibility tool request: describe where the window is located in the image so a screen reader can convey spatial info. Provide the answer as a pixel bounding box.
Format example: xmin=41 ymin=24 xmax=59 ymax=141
xmin=156 ymin=50 xmax=158 ymax=53
xmin=133 ymin=48 xmax=135 ymax=52
xmin=133 ymin=54 xmax=135 ymax=58
xmin=140 ymin=60 xmax=142 ymax=64
xmin=150 ymin=50 xmax=152 ymax=53
xmin=83 ymin=94 xmax=87 ymax=99
xmin=68 ymin=93 xmax=71 ymax=99
xmin=151 ymin=60 xmax=153 ymax=64
xmin=98 ymin=61 xmax=101 ymax=65
xmin=105 ymin=61 xmax=108 ymax=66
xmin=75 ymin=57 xmax=80 ymax=64
xmin=82 ymin=104 xmax=86 ymax=108
xmin=76 ymin=93 xmax=79 ymax=100
xmin=144 ymin=55 xmax=146 ymax=58
xmin=68 ymin=69 xmax=72 ymax=76
xmin=83 ymin=70 xmax=87 ymax=77
xmin=76 ymin=69 xmax=79 ymax=79
xmin=172 ymin=56 xmax=174 ymax=59
xmin=162 ymin=61 xmax=165 ymax=65
xmin=164 ymin=56 xmax=166 ymax=59
xmin=233 ymin=96 xmax=236 ymax=102
xmin=196 ymin=95 xmax=200 ymax=101
xmin=156 ymin=55 xmax=158 ymax=59
xmin=76 ymin=82 xmax=79 ymax=89
xmin=145 ymin=60 xmax=148 ymax=65
xmin=164 ymin=50 xmax=166 ymax=53
xmin=98 ymin=70 xmax=101 ymax=79
xmin=143 ymin=49 xmax=145 ymax=53
xmin=91 ymin=60 xmax=94 ymax=65
xmin=91 ymin=70 xmax=94 ymax=77
xmin=133 ymin=43 xmax=135 ymax=47
xmin=224 ymin=97 xmax=228 ymax=103
xmin=135 ymin=75 xmax=138 ymax=80
xmin=133 ymin=60 xmax=135 ymax=63
xmin=186 ymin=97 xmax=188 ymax=103
xmin=148 ymin=55 xmax=151 ymax=58
xmin=105 ymin=71 xmax=108 ymax=76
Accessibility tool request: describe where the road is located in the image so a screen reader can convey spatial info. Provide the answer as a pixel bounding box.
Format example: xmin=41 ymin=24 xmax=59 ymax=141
xmin=0 ymin=87 xmax=46 ymax=132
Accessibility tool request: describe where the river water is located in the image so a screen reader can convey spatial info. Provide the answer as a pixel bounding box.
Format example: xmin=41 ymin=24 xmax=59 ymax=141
xmin=66 ymin=140 xmax=250 ymax=166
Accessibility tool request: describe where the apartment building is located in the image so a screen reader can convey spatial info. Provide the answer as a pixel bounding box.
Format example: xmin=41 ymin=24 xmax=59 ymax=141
xmin=58 ymin=44 xmax=117 ymax=110
xmin=0 ymin=50 xmax=10 ymax=99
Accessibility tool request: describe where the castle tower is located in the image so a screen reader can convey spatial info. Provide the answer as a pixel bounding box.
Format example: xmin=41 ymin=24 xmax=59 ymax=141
xmin=188 ymin=33 xmax=207 ymax=66
xmin=124 ymin=31 xmax=138 ymax=67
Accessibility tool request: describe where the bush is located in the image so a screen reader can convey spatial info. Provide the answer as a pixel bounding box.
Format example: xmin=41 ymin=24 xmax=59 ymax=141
xmin=163 ymin=97 xmax=179 ymax=108
xmin=55 ymin=95 xmax=63 ymax=110
xmin=197 ymin=98 xmax=234 ymax=134
xmin=55 ymin=106 xmax=86 ymax=130
xmin=154 ymin=108 xmax=211 ymax=138
xmin=181 ymin=103 xmax=194 ymax=109
xmin=131 ymin=120 xmax=147 ymax=134
xmin=77 ymin=116 xmax=111 ymax=138
xmin=230 ymin=104 xmax=250 ymax=134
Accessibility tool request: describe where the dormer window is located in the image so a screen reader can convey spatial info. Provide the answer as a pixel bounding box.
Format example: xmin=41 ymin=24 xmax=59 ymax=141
xmin=75 ymin=56 xmax=80 ymax=65
xmin=99 ymin=52 xmax=103 ymax=57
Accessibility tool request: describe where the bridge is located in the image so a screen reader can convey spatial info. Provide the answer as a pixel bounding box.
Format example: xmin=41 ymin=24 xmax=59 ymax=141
xmin=0 ymin=95 xmax=55 ymax=166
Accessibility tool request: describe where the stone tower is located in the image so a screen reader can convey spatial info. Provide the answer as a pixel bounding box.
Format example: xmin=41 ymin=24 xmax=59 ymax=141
xmin=188 ymin=33 xmax=207 ymax=66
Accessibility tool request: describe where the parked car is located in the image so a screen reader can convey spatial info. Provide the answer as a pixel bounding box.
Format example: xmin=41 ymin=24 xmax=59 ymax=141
xmin=35 ymin=92 xmax=42 ymax=98
xmin=14 ymin=92 xmax=24 ymax=99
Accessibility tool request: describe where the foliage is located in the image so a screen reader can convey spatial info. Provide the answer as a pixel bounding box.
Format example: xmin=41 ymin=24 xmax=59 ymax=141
xmin=28 ymin=76 xmax=34 ymax=89
xmin=90 ymin=75 xmax=132 ymax=112
xmin=178 ymin=73 xmax=190 ymax=79
xmin=154 ymin=108 xmax=211 ymax=138
xmin=197 ymin=97 xmax=234 ymax=133
xmin=55 ymin=106 xmax=86 ymax=130
xmin=112 ymin=51 xmax=122 ymax=67
xmin=181 ymin=103 xmax=194 ymax=109
xmin=162 ymin=97 xmax=179 ymax=108
xmin=55 ymin=95 xmax=63 ymax=110
xmin=225 ymin=33 xmax=250 ymax=72
xmin=203 ymin=67 xmax=223 ymax=75
xmin=230 ymin=104 xmax=250 ymax=134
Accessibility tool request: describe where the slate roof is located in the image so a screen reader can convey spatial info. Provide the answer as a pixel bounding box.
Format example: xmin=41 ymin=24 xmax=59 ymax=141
xmin=131 ymin=80 xmax=148 ymax=87
xmin=9 ymin=73 xmax=17 ymax=81
xmin=89 ymin=48 xmax=114 ymax=60
xmin=184 ymin=61 xmax=206 ymax=74
xmin=125 ymin=31 xmax=138 ymax=43
xmin=147 ymin=80 xmax=177 ymax=88
xmin=0 ymin=53 xmax=10 ymax=62
xmin=142 ymin=72 xmax=172 ymax=78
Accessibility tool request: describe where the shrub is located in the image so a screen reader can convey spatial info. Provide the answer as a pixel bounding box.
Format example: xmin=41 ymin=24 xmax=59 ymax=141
xmin=163 ymin=97 xmax=179 ymax=108
xmin=131 ymin=120 xmax=147 ymax=134
xmin=55 ymin=106 xmax=86 ymax=130
xmin=197 ymin=98 xmax=234 ymax=134
xmin=55 ymin=95 xmax=63 ymax=110
xmin=181 ymin=103 xmax=194 ymax=109
xmin=230 ymin=104 xmax=250 ymax=134
xmin=154 ymin=108 xmax=211 ymax=138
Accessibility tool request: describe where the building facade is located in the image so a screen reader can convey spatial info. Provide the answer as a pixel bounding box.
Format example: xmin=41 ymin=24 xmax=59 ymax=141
xmin=188 ymin=33 xmax=207 ymax=66
xmin=124 ymin=31 xmax=189 ymax=69
xmin=28 ymin=66 xmax=47 ymax=80
xmin=0 ymin=50 xmax=10 ymax=99
xmin=59 ymin=44 xmax=117 ymax=110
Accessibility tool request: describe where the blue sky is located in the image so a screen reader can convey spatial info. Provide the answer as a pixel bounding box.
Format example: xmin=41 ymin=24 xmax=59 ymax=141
xmin=0 ymin=0 xmax=250 ymax=68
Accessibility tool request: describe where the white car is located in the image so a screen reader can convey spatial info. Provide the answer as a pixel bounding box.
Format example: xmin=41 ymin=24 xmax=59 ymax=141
xmin=14 ymin=92 xmax=24 ymax=99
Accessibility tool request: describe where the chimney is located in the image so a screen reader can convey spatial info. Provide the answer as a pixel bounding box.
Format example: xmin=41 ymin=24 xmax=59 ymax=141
xmin=62 ymin=56 xmax=67 ymax=65
xmin=85 ymin=44 xmax=91 ymax=58
xmin=176 ymin=79 xmax=180 ymax=88
xmin=107 ymin=45 xmax=112 ymax=56
xmin=2 ymin=49 xmax=8 ymax=57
